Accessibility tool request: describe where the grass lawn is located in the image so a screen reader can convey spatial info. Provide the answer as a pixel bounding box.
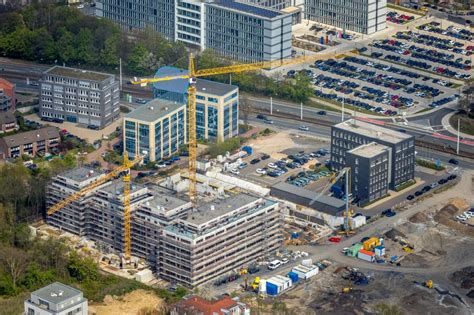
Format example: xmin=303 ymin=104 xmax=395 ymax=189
xmin=414 ymin=108 xmax=433 ymax=114
xmin=311 ymin=96 xmax=384 ymax=116
xmin=449 ymin=113 xmax=474 ymax=136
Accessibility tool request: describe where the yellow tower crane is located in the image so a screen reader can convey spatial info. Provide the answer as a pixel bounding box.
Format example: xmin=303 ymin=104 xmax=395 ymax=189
xmin=47 ymin=152 xmax=143 ymax=260
xmin=47 ymin=50 xmax=351 ymax=261
xmin=132 ymin=51 xmax=348 ymax=205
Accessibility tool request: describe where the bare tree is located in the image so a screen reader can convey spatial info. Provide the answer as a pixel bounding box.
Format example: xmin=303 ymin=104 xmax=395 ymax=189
xmin=0 ymin=246 xmax=28 ymax=290
xmin=240 ymin=95 xmax=251 ymax=125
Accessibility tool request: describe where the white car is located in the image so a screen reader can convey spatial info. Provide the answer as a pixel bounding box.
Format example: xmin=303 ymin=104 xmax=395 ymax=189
xmin=156 ymin=163 xmax=167 ymax=168
xmin=456 ymin=215 xmax=467 ymax=221
xmin=299 ymin=125 xmax=309 ymax=131
xmin=256 ymin=168 xmax=267 ymax=175
xmin=230 ymin=168 xmax=240 ymax=175
xmin=267 ymin=162 xmax=278 ymax=169
xmin=77 ymin=4 xmax=85 ymax=8
xmin=281 ymin=257 xmax=289 ymax=265
xmin=267 ymin=260 xmax=282 ymax=270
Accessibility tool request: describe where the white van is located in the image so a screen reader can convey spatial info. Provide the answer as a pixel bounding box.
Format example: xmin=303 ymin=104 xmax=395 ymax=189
xmin=267 ymin=260 xmax=282 ymax=270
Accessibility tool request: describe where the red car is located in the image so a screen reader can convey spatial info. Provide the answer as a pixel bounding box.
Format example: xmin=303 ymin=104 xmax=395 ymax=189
xmin=329 ymin=236 xmax=342 ymax=243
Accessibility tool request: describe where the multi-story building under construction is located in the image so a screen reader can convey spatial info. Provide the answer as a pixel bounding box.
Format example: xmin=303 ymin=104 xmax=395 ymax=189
xmin=45 ymin=167 xmax=281 ymax=287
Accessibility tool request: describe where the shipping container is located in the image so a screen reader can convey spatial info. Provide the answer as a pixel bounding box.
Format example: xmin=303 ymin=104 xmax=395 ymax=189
xmin=266 ymin=282 xmax=279 ymax=296
xmin=350 ymin=216 xmax=366 ymax=229
xmin=347 ymin=243 xmax=363 ymax=257
xmin=288 ymin=271 xmax=299 ymax=283
xmin=363 ymin=237 xmax=381 ymax=251
xmin=358 ymin=249 xmax=375 ymax=262
xmin=301 ymin=259 xmax=313 ymax=267
xmin=292 ymin=264 xmax=319 ymax=280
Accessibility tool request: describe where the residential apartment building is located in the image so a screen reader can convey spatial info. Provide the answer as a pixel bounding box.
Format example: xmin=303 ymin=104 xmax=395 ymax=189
xmin=205 ymin=0 xmax=292 ymax=62
xmin=39 ymin=66 xmax=120 ymax=129
xmin=46 ymin=167 xmax=108 ymax=235
xmin=305 ymin=0 xmax=387 ymax=34
xmin=346 ymin=142 xmax=391 ymax=205
xmin=0 ymin=112 xmax=18 ymax=133
xmin=331 ymin=119 xmax=415 ymax=190
xmin=46 ymin=167 xmax=281 ymax=288
xmin=0 ymin=127 xmax=60 ymax=159
xmin=24 ymin=282 xmax=88 ymax=315
xmin=153 ymin=66 xmax=239 ymax=142
xmin=160 ymin=194 xmax=281 ymax=287
xmin=0 ymin=78 xmax=15 ymax=111
xmin=123 ymin=99 xmax=187 ymax=162
xmin=96 ymin=0 xmax=293 ymax=63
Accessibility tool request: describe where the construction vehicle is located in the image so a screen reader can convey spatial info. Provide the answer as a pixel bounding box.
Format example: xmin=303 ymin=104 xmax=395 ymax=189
xmin=402 ymin=246 xmax=413 ymax=253
xmin=251 ymin=277 xmax=260 ymax=291
xmin=424 ymin=280 xmax=434 ymax=289
xmin=47 ymin=153 xmax=143 ymax=261
xmin=132 ymin=52 xmax=349 ymax=206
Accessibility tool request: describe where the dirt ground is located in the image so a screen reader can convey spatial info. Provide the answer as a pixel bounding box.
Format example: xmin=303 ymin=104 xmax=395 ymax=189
xmin=88 ymin=290 xmax=166 ymax=315
xmin=246 ymin=131 xmax=329 ymax=160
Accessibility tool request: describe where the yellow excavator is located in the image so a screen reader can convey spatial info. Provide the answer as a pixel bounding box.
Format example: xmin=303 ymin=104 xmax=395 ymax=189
xmin=425 ymin=280 xmax=433 ymax=289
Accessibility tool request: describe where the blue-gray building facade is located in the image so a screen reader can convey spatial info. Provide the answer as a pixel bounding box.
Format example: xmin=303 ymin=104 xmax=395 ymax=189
xmin=96 ymin=0 xmax=293 ymax=63
xmin=331 ymin=119 xmax=415 ymax=191
xmin=346 ymin=142 xmax=391 ymax=205
xmin=305 ymin=0 xmax=387 ymax=34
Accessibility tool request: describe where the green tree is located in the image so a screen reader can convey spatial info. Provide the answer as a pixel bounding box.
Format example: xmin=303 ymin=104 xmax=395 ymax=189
xmin=75 ymin=28 xmax=95 ymax=64
xmin=56 ymin=27 xmax=75 ymax=64
xmin=67 ymin=252 xmax=98 ymax=282
xmin=0 ymin=245 xmax=28 ymax=292
xmin=0 ymin=163 xmax=29 ymax=211
xmin=100 ymin=36 xmax=120 ymax=68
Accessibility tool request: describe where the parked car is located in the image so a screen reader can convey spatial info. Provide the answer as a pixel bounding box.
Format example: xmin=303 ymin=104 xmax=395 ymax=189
xmin=229 ymin=168 xmax=239 ymax=175
xmin=256 ymin=168 xmax=267 ymax=175
xmin=406 ymin=195 xmax=414 ymax=200
xmin=238 ymin=162 xmax=248 ymax=169
xmin=250 ymin=158 xmax=260 ymax=164
xmin=267 ymin=260 xmax=282 ymax=270
xmin=261 ymin=154 xmax=270 ymax=160
xmin=267 ymin=162 xmax=278 ymax=169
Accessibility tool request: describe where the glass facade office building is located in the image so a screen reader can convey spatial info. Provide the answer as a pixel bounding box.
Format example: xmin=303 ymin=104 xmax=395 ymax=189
xmin=96 ymin=0 xmax=293 ymax=63
xmin=152 ymin=66 xmax=239 ymax=143
xmin=305 ymin=0 xmax=386 ymax=34
xmin=124 ymin=99 xmax=187 ymax=162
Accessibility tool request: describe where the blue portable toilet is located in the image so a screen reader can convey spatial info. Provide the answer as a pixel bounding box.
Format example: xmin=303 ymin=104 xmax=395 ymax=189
xmin=288 ymin=271 xmax=299 ymax=283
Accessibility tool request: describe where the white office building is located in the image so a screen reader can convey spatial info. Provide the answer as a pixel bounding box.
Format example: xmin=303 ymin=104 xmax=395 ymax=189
xmin=305 ymin=0 xmax=387 ymax=34
xmin=24 ymin=282 xmax=88 ymax=315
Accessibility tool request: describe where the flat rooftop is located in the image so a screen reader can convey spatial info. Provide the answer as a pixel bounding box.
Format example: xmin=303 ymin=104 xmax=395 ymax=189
xmin=152 ymin=66 xmax=237 ymax=96
xmin=100 ymin=180 xmax=145 ymax=195
xmin=334 ymin=119 xmax=412 ymax=144
xmin=45 ymin=66 xmax=112 ymax=82
xmin=146 ymin=186 xmax=190 ymax=212
xmin=183 ymin=193 xmax=260 ymax=225
xmin=348 ymin=142 xmax=390 ymax=158
xmin=125 ymin=99 xmax=185 ymax=123
xmin=59 ymin=167 xmax=105 ymax=182
xmin=31 ymin=282 xmax=82 ymax=304
xmin=209 ymin=0 xmax=284 ymax=19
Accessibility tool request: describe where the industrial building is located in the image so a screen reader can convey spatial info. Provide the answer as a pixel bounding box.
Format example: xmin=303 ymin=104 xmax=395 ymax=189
xmin=0 ymin=127 xmax=60 ymax=159
xmin=153 ymin=66 xmax=239 ymax=142
xmin=96 ymin=0 xmax=293 ymax=63
xmin=39 ymin=66 xmax=120 ymax=129
xmin=346 ymin=142 xmax=391 ymax=205
xmin=331 ymin=119 xmax=415 ymax=191
xmin=24 ymin=282 xmax=88 ymax=315
xmin=46 ymin=168 xmax=281 ymax=288
xmin=123 ymin=98 xmax=187 ymax=162
xmin=305 ymin=0 xmax=387 ymax=34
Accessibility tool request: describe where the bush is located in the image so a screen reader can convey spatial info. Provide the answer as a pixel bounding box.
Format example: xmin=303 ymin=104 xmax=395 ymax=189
xmin=207 ymin=137 xmax=243 ymax=157
xmin=416 ymin=159 xmax=445 ymax=170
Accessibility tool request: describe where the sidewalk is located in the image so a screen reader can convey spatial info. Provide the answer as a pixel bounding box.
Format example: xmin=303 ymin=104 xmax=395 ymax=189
xmin=441 ymin=111 xmax=474 ymax=140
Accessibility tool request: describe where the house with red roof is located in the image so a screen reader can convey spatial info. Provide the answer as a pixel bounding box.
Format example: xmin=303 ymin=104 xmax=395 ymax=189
xmin=170 ymin=295 xmax=250 ymax=315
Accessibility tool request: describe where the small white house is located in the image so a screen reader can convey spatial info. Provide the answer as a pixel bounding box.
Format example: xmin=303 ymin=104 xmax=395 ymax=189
xmin=291 ymin=264 xmax=319 ymax=280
